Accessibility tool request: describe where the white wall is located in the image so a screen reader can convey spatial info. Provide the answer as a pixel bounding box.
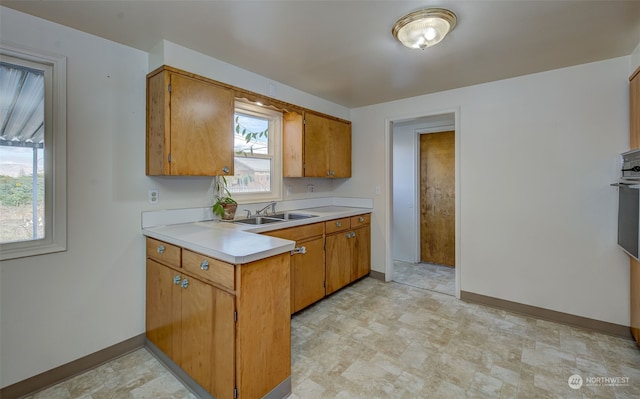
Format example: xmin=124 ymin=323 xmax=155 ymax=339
xmin=343 ymin=56 xmax=632 ymax=326
xmin=0 ymin=7 xmax=349 ymax=388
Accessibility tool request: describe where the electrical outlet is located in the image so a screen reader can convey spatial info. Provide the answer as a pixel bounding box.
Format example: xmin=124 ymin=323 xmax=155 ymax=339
xmin=307 ymin=184 xmax=315 ymax=193
xmin=286 ymin=185 xmax=293 ymax=196
xmin=375 ymin=186 xmax=381 ymax=195
xmin=148 ymin=189 xmax=159 ymax=204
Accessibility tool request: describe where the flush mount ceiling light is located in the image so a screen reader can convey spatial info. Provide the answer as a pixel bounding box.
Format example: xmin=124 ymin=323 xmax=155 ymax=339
xmin=392 ymin=8 xmax=457 ymax=49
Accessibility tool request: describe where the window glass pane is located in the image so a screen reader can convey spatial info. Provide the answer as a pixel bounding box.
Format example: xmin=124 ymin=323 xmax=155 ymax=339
xmin=227 ymin=158 xmax=271 ymax=193
xmin=234 ymin=112 xmax=269 ymax=155
xmin=0 ymin=62 xmax=45 ymax=244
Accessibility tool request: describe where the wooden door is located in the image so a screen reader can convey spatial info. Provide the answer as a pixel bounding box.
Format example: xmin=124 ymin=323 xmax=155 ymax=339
xmin=180 ymin=276 xmax=235 ymax=398
xmin=630 ymin=67 xmax=640 ymax=343
xmin=170 ymin=72 xmax=234 ymax=176
xmin=325 ymin=232 xmax=351 ymax=294
xmin=292 ymin=236 xmax=326 ymax=313
xmin=420 ymin=131 xmax=455 ymax=267
xmin=351 ymin=225 xmax=371 ymax=280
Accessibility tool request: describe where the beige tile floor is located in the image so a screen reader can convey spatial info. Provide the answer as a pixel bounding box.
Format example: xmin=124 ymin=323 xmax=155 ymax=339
xmin=392 ymin=261 xmax=456 ymax=296
xmin=24 ymin=278 xmax=640 ymax=399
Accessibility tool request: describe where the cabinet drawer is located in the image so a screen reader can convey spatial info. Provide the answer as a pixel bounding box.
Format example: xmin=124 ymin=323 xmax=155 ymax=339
xmin=351 ymin=213 xmax=370 ymax=227
xmin=182 ymin=250 xmax=235 ymax=291
xmin=325 ymin=217 xmax=351 ymax=234
xmin=146 ymin=238 xmax=181 ymax=268
xmin=264 ymin=222 xmax=324 ymax=241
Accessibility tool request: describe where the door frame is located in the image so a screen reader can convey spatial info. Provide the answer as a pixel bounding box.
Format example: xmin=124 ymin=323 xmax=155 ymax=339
xmin=385 ymin=107 xmax=461 ymax=298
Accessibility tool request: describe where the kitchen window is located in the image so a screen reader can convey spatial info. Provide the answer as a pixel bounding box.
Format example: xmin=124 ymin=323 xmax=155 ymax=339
xmin=0 ymin=43 xmax=67 ymax=260
xmin=227 ymin=101 xmax=282 ymax=202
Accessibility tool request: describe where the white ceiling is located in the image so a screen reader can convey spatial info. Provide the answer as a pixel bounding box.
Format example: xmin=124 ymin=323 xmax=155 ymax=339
xmin=3 ymin=1 xmax=639 ymax=108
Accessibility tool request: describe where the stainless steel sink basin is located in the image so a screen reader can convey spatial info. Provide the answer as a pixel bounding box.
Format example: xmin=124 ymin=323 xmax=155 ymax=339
xmin=234 ymin=216 xmax=285 ymax=225
xmin=269 ymin=212 xmax=318 ymax=220
xmin=234 ymin=212 xmax=318 ymax=225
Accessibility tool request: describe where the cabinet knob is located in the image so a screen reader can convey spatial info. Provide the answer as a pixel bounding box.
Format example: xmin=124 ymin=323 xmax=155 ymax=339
xmin=352 ymin=231 xmax=357 ymax=238
xmin=222 ymin=166 xmax=230 ymax=174
xmin=200 ymin=260 xmax=209 ymax=270
xmin=173 ymin=275 xmax=181 ymax=285
xmin=359 ymin=216 xmax=365 ymax=223
xmin=336 ymin=221 xmax=342 ymax=227
xmin=181 ymin=278 xmax=189 ymax=289
xmin=157 ymin=245 xmax=165 ymax=254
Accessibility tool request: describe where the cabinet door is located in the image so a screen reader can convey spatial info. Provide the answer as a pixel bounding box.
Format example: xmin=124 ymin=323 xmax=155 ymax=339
xmin=170 ymin=72 xmax=234 ymax=176
xmin=330 ymin=119 xmax=351 ymax=178
xmin=304 ymin=112 xmax=332 ymax=177
xmin=292 ymin=237 xmax=325 ymax=313
xmin=180 ymin=276 xmax=235 ymax=399
xmin=146 ymin=259 xmax=182 ymax=363
xmin=325 ymin=232 xmax=352 ymax=294
xmin=351 ymin=225 xmax=371 ymax=281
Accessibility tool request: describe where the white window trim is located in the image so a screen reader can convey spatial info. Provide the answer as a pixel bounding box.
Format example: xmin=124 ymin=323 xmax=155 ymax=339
xmin=231 ymin=101 xmax=282 ymax=204
xmin=0 ymin=42 xmax=67 ymax=260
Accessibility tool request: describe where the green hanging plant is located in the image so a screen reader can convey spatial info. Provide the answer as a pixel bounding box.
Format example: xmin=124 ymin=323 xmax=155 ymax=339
xmin=212 ymin=176 xmax=238 ymax=219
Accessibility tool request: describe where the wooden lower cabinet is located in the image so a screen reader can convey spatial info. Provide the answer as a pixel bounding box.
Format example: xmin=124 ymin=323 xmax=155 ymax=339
xmin=326 ymin=215 xmax=371 ymax=295
xmin=264 ymin=213 xmax=371 ymax=312
xmin=632 ymin=258 xmax=640 ymax=343
xmin=145 ymin=238 xmax=291 ymax=399
xmin=325 ymin=230 xmax=352 ymax=295
xmin=146 ymin=259 xmax=235 ymax=398
xmin=291 ymin=236 xmax=325 ymax=312
xmin=263 ymin=223 xmax=325 ymax=314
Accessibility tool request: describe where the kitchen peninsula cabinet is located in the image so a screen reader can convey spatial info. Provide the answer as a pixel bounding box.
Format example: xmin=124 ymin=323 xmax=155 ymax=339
xmin=145 ymin=237 xmax=291 ymax=399
xmin=283 ymin=111 xmax=351 ymax=178
xmin=630 ymin=65 xmax=640 ymax=344
xmin=325 ymin=214 xmax=371 ymax=295
xmin=146 ymin=65 xmax=234 ymax=176
xmin=264 ymin=223 xmax=325 ymax=314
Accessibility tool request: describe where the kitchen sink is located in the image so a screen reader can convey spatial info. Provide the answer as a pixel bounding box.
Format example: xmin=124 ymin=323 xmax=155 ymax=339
xmin=234 ymin=212 xmax=318 ymax=225
xmin=234 ymin=216 xmax=285 ymax=225
xmin=269 ymin=212 xmax=318 ymax=220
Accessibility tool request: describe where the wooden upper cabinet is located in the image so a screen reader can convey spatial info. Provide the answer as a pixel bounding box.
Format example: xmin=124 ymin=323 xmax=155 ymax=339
xmin=283 ymin=110 xmax=352 ymax=178
xmin=146 ymin=66 xmax=234 ymax=176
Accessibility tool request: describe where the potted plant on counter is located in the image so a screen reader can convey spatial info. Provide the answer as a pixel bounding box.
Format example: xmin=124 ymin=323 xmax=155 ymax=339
xmin=212 ymin=176 xmax=237 ymax=220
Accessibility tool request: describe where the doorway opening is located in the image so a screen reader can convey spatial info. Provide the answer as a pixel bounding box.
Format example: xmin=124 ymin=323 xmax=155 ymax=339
xmin=388 ymin=111 xmax=459 ymax=297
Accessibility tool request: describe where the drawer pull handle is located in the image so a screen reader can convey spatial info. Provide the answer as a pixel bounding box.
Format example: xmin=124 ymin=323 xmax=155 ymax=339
xmin=222 ymin=166 xmax=230 ymax=174
xmin=336 ymin=221 xmax=342 ymax=227
xmin=181 ymin=278 xmax=189 ymax=289
xmin=291 ymin=246 xmax=307 ymax=255
xmin=157 ymin=245 xmax=165 ymax=254
xmin=173 ymin=275 xmax=181 ymax=285
xmin=359 ymin=216 xmax=365 ymax=223
xmin=200 ymin=260 xmax=209 ymax=271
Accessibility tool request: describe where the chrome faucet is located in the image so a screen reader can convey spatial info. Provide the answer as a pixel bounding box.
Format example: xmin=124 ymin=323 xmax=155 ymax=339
xmin=255 ymin=201 xmax=277 ymax=216
xmin=243 ymin=209 xmax=252 ymax=218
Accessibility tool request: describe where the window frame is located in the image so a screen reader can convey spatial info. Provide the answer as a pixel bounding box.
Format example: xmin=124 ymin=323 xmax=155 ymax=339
xmin=229 ymin=100 xmax=282 ymax=203
xmin=0 ymin=42 xmax=67 ymax=260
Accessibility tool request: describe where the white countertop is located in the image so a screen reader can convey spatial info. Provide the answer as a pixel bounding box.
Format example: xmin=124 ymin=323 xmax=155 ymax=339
xmin=142 ymin=205 xmax=372 ymax=264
